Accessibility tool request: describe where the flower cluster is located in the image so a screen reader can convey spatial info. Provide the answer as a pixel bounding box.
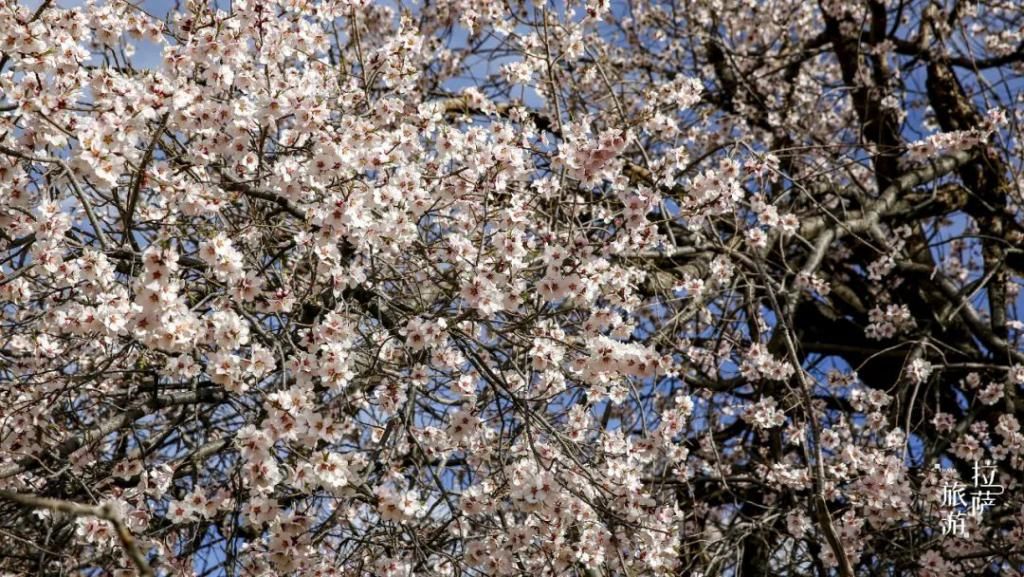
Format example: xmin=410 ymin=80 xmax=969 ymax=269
xmin=2 ymin=1 xmax=1023 ymax=576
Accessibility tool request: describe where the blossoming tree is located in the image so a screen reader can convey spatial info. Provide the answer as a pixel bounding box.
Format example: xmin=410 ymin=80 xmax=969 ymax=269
xmin=1 ymin=0 xmax=1023 ymax=575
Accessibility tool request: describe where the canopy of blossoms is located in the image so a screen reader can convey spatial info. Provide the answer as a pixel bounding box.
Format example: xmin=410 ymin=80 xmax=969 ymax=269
xmin=1 ymin=0 xmax=1023 ymax=576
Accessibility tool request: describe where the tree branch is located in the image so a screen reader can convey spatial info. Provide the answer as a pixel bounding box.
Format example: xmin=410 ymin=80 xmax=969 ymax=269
xmin=0 ymin=490 xmax=155 ymax=577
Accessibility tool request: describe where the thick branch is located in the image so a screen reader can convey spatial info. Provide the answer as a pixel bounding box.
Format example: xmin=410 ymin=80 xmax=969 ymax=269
xmin=0 ymin=490 xmax=155 ymax=577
